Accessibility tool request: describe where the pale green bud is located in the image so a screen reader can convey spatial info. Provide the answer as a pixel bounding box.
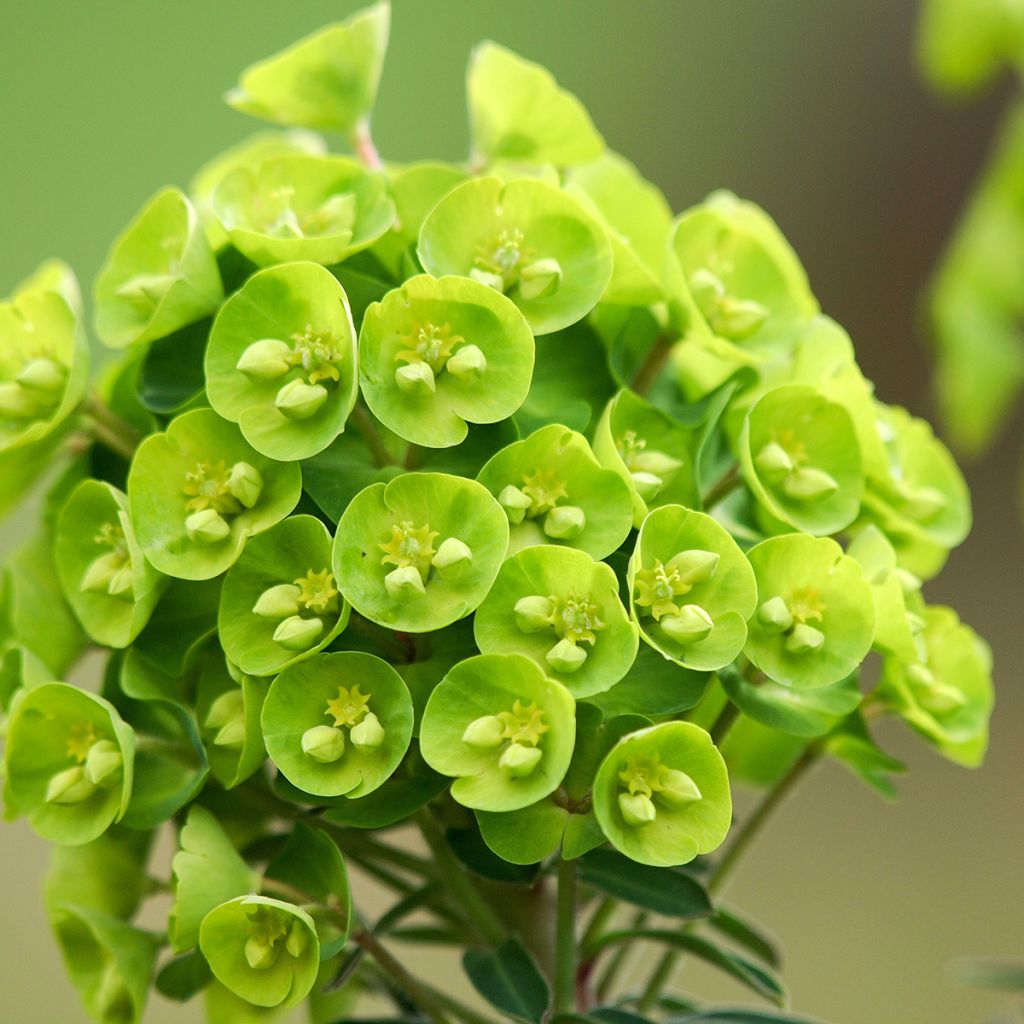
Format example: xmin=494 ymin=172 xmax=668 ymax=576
xmin=185 ymin=509 xmax=230 ymax=545
xmin=0 ymin=382 xmax=41 ymax=420
xmin=470 ymin=267 xmax=506 ymax=291
xmin=631 ymin=449 xmax=682 ymax=477
xmin=782 ymin=466 xmax=839 ymax=502
xmin=498 ymin=484 xmax=532 ymax=525
xmin=45 ymin=765 xmax=98 ymax=805
xmin=514 ymin=595 xmax=556 ymax=633
xmin=95 ymin=963 xmax=133 ymax=1023
xmin=115 ymin=271 xmax=176 ymax=307
xmin=17 ymin=357 xmax=65 ymax=395
xmin=546 ymin=637 xmax=588 ymax=674
xmin=395 ymin=361 xmax=436 ymax=396
xmin=656 ymin=768 xmax=703 ymax=806
xmin=499 ymin=742 xmax=543 ymax=778
xmin=757 ymin=596 xmax=793 ymax=634
xmin=235 ymin=338 xmax=293 ymax=381
xmin=432 ymin=537 xmax=473 ymax=579
xmin=227 ymin=461 xmax=263 ymax=509
xmin=253 ymin=583 xmax=302 ymax=619
xmin=462 ymin=715 xmax=506 ymax=748
xmin=446 ymin=344 xmax=487 ymax=382
xmin=687 ymin=268 xmax=725 ymax=319
xmin=314 ymin=192 xmax=357 ymax=235
xmin=660 ymin=604 xmax=714 ymax=645
xmin=714 ymin=296 xmax=769 ymax=339
xmin=301 ymin=725 xmax=346 ymax=763
xmin=754 ymin=442 xmax=794 ymax=481
xmin=917 ymin=680 xmax=968 ymax=715
xmin=273 ymin=614 xmax=324 ymax=651
xmin=350 ymin=711 xmax=385 ymax=754
xmin=618 ymin=791 xmax=657 ymax=827
xmin=667 ymin=548 xmax=720 ymax=585
xmin=906 ymin=611 xmax=927 ymax=636
xmin=543 ymin=504 xmax=586 ymax=540
xmin=285 ymin=920 xmax=310 ymax=958
xmin=106 ymin=563 xmax=135 ymax=599
xmin=384 ymin=566 xmax=426 ymax=599
xmin=895 ymin=568 xmax=922 ymax=595
xmin=205 ymin=690 xmax=247 ymax=749
xmin=519 ymin=257 xmax=562 ymax=300
xmin=275 ymin=379 xmax=329 ymax=420
xmin=245 ymin=934 xmax=279 ymax=971
xmin=900 ymin=484 xmax=947 ymax=522
xmin=631 ymin=471 xmax=664 ymax=502
xmin=786 ymin=622 xmax=825 ymax=654
xmin=213 ymin=718 xmax=247 ymax=749
xmin=84 ymin=740 xmax=123 ymax=788
xmin=80 ymin=552 xmax=123 ymax=595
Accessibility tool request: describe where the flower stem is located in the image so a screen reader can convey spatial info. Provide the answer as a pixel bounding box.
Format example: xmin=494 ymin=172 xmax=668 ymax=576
xmin=630 ymin=334 xmax=675 ymax=396
xmin=351 ymin=403 xmax=395 ymax=467
xmin=82 ymin=394 xmax=142 ymax=460
xmin=594 ymin=910 xmax=647 ymax=1002
xmin=354 ymin=119 xmax=384 ymax=170
xmin=554 ymin=857 xmax=578 ymax=1014
xmin=702 ymin=464 xmax=742 ymax=510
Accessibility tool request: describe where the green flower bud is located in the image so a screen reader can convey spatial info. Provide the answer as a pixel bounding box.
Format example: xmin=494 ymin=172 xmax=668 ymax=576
xmin=235 ymin=338 xmax=293 ymax=381
xmin=253 ymin=583 xmax=302 ymax=619
xmin=656 ymin=768 xmax=703 ymax=806
xmin=498 ymin=484 xmax=533 ymax=525
xmin=519 ymin=257 xmax=563 ymax=300
xmin=227 ymin=461 xmax=263 ymax=509
xmin=349 ymin=711 xmax=385 ymax=753
xmin=499 ymin=742 xmax=543 ymax=778
xmin=17 ymin=357 xmax=66 ymax=395
xmin=80 ymin=552 xmax=124 ymax=595
xmin=785 ymin=622 xmax=826 ymax=654
xmin=782 ymin=466 xmax=840 ymax=502
xmin=687 ymin=268 xmax=724 ymax=317
xmin=618 ymin=791 xmax=657 ymax=827
xmin=462 ymin=715 xmax=506 ymax=749
xmin=272 ymin=614 xmax=324 ymax=651
xmin=275 ymin=379 xmax=329 ymax=420
xmin=917 ymin=680 xmax=969 ymax=714
xmin=394 ymin=362 xmax=436 ymax=395
xmin=245 ymin=932 xmax=279 ymax=971
xmin=185 ymin=509 xmax=231 ymax=545
xmin=446 ymin=343 xmax=488 ymax=382
xmin=0 ymin=382 xmax=41 ymax=420
xmin=301 ymin=725 xmax=346 ymax=764
xmin=631 ymin=471 xmax=664 ymax=502
xmin=546 ymin=637 xmax=588 ymax=673
xmin=543 ymin=504 xmax=586 ymax=539
xmin=470 ymin=267 xmax=506 ymax=291
xmin=205 ymin=689 xmax=247 ymax=749
xmin=84 ymin=740 xmax=123 ymax=788
xmin=895 ymin=567 xmax=922 ymax=595
xmin=285 ymin=919 xmax=311 ymax=959
xmin=630 ymin=449 xmax=683 ymax=477
xmin=94 ymin=963 xmax=134 ymax=1023
xmin=45 ymin=766 xmax=98 ymax=806
xmin=660 ymin=604 xmax=714 ymax=645
xmin=715 ymin=296 xmax=768 ymax=339
xmin=313 ymin=192 xmax=357 ymax=235
xmin=754 ymin=442 xmax=794 ymax=481
xmin=667 ymin=548 xmax=721 ymax=585
xmin=905 ymin=662 xmax=936 ymax=689
xmin=757 ymin=596 xmax=793 ymax=634
xmin=384 ymin=565 xmax=426 ymax=599
xmin=431 ymin=537 xmax=473 ymax=579
xmin=514 ymin=594 xmax=556 ymax=633
xmin=105 ymin=563 xmax=135 ymax=598
xmin=896 ymin=481 xmax=948 ymax=522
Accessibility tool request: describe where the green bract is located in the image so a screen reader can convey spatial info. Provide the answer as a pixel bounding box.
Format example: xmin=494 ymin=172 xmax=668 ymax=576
xmin=474 ymin=546 xmax=638 ymax=698
xmin=54 ymin=481 xmax=167 ymax=650
xmin=219 ymin=515 xmax=349 ymax=677
xmin=212 ymin=155 xmax=395 ymax=268
xmin=94 ymin=188 xmax=223 ymax=349
xmin=418 ymin=176 xmax=613 ymax=335
xmin=419 ymin=653 xmax=576 ymax=811
xmin=744 ymin=534 xmax=875 ymax=689
xmin=206 ymin=261 xmax=359 ymax=460
xmin=4 ymin=683 xmax=135 ymax=845
xmin=128 ymin=408 xmax=302 ymax=580
xmin=200 ymin=896 xmax=319 ymax=1009
xmin=261 ymin=651 xmax=413 ymax=798
xmin=628 ymin=505 xmax=757 ymax=672
xmin=333 ymin=472 xmax=508 ymax=631
xmin=593 ymin=722 xmax=731 ymax=867
xmin=477 ymin=424 xmax=634 ymax=559
xmin=359 ymin=274 xmax=535 ymax=447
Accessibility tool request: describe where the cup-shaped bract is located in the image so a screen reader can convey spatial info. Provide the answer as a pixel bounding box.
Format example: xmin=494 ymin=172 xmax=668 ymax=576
xmin=4 ymin=683 xmax=135 ymax=845
xmin=628 ymin=505 xmax=757 ymax=672
xmin=206 ymin=262 xmax=359 ymax=460
xmin=593 ymin=722 xmax=731 ymax=867
xmin=474 ymin=546 xmax=638 ymax=698
xmin=880 ymin=606 xmax=993 ymax=767
xmin=388 ymin=162 xmax=470 ymax=245
xmin=860 ymin=402 xmax=971 ymax=579
xmin=740 ymin=384 xmax=864 ymax=536
xmin=333 ymin=472 xmax=508 ymax=632
xmin=128 ymin=408 xmax=302 ymax=581
xmin=200 ymin=895 xmax=319 ymax=1009
xmin=418 ymin=176 xmax=612 ymax=335
xmin=419 ymin=653 xmax=576 ymax=811
xmin=359 ymin=274 xmax=535 ymax=447
xmin=94 ymin=188 xmax=223 ymax=349
xmin=744 ymin=534 xmax=875 ymax=690
xmin=467 ymin=42 xmax=604 ymax=166
xmin=262 ymin=651 xmax=413 ymax=798
xmin=196 ymin=656 xmax=268 ymax=789
xmin=477 ymin=424 xmax=633 ymax=559
xmin=219 ymin=515 xmax=349 ymax=677
xmin=212 ymin=155 xmax=395 ymax=268
xmin=55 ymin=481 xmax=167 ymax=649
xmin=226 ymin=2 xmax=390 ymax=136
xmin=592 ymin=389 xmax=699 ymax=525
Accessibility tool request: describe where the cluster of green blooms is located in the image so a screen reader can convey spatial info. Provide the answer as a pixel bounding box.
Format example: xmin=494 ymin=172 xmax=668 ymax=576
xmin=0 ymin=6 xmax=994 ymax=1023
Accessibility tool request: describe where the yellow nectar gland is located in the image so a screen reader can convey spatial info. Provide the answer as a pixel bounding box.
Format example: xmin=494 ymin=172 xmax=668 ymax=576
xmin=380 ymin=521 xmax=439 ymax=579
xmin=294 ymin=568 xmax=338 ymax=614
xmin=395 ymin=322 xmax=464 ymax=374
xmin=634 ymin=561 xmax=690 ymax=621
xmin=66 ymin=722 xmax=99 ymax=764
xmin=183 ymin=461 xmax=242 ymax=516
xmin=290 ymin=324 xmax=345 ymax=386
xmin=789 ymin=586 xmax=825 ymax=624
xmin=521 ymin=469 xmax=568 ymax=517
xmin=553 ymin=591 xmax=605 ymax=646
xmin=497 ymin=700 xmax=550 ymax=747
xmin=325 ymin=685 xmax=371 ymax=729
xmin=475 ymin=228 xmax=529 ymax=287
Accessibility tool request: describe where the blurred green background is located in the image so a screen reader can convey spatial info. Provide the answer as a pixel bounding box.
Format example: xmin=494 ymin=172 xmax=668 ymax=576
xmin=1 ymin=1 xmax=1021 ymax=1022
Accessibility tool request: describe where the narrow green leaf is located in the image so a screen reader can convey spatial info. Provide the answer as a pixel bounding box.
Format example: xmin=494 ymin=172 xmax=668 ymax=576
xmin=463 ymin=937 xmax=551 ymax=1024
xmin=708 ymin=907 xmax=781 ymax=969
xmin=578 ymin=848 xmax=712 ymax=920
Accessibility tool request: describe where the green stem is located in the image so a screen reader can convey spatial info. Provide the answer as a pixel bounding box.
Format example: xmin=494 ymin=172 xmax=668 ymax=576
xmin=83 ymin=394 xmax=142 ymax=459
xmin=638 ymin=951 xmax=675 ymax=1012
xmin=702 ymin=464 xmax=742 ymax=510
xmin=351 ymin=403 xmax=395 ymax=467
xmin=594 ymin=910 xmax=647 ymax=1003
xmin=630 ymin=334 xmax=675 ymax=395
xmin=353 ymin=118 xmax=384 ymax=171
xmin=579 ymin=896 xmax=617 ymax=958
xmin=554 ymin=858 xmax=578 ymax=1015
xmin=708 ymin=699 xmax=740 ymax=746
